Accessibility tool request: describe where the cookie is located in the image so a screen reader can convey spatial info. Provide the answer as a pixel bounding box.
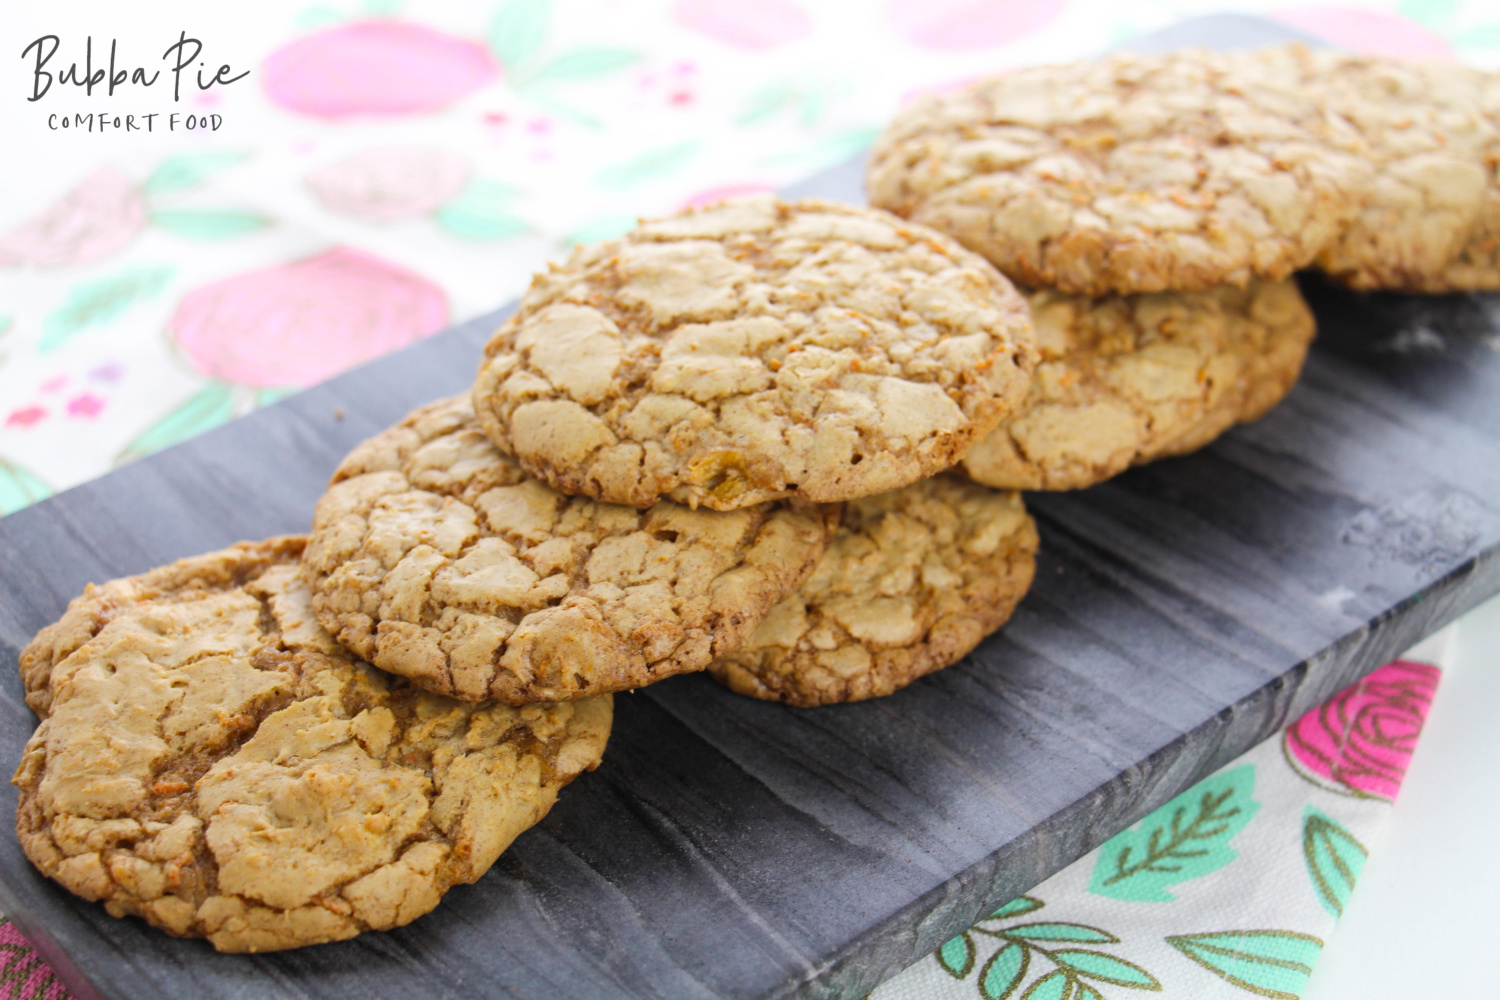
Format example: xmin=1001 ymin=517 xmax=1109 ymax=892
xmin=471 ymin=196 xmax=1035 ymax=511
xmin=12 ymin=537 xmax=611 ymax=953
xmin=959 ymin=280 xmax=1314 ymax=491
xmin=1274 ymin=47 xmax=1500 ymax=292
xmin=708 ymin=477 xmax=1037 ymax=707
xmin=304 ymin=395 xmax=839 ymax=705
xmin=868 ymin=46 xmax=1373 ymax=296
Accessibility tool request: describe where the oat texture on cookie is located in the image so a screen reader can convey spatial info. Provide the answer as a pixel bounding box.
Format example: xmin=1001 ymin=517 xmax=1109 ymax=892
xmin=960 ymin=279 xmax=1315 ymax=491
xmin=868 ymin=46 xmax=1373 ymax=297
xmin=709 ymin=477 xmax=1038 ymax=707
xmin=12 ymin=537 xmax=612 ymax=953
xmin=303 ymin=395 xmax=839 ymax=704
xmin=471 ymin=196 xmax=1036 ymax=511
xmin=1260 ymin=47 xmax=1500 ymax=293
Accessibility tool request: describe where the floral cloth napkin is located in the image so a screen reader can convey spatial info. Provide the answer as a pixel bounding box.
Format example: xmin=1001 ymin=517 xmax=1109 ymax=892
xmin=869 ymin=637 xmax=1449 ymax=1000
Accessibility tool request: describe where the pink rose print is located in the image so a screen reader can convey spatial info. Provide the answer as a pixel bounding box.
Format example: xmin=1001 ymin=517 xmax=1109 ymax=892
xmin=168 ymin=248 xmax=448 ymax=388
xmin=262 ymin=21 xmax=499 ymax=119
xmin=5 ymin=406 xmax=47 ymax=429
xmin=1285 ymin=659 xmax=1441 ymax=800
xmin=66 ymin=393 xmax=106 ymax=419
xmin=0 ymin=168 xmax=146 ymax=268
xmin=671 ymin=0 xmax=812 ymax=50
xmin=888 ymin=0 xmax=1063 ymax=50
xmin=1268 ymin=8 xmax=1453 ymax=60
xmin=306 ymin=147 xmax=471 ymax=222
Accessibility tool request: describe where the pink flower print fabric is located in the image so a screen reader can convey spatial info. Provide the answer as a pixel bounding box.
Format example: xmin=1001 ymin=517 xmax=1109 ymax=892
xmin=0 ymin=169 xmax=146 ymax=268
xmin=305 ymin=148 xmax=471 ymax=222
xmin=262 ymin=21 xmax=498 ymax=119
xmin=168 ymin=248 xmax=448 ymax=388
xmin=1284 ymin=659 xmax=1441 ymax=800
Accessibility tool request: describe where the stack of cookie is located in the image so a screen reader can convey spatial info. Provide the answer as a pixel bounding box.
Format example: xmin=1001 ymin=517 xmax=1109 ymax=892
xmin=870 ymin=44 xmax=1500 ymax=492
xmin=12 ymin=198 xmax=1045 ymax=952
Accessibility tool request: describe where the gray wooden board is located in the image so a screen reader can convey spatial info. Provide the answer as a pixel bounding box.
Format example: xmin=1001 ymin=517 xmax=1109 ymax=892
xmin=1 ymin=15 xmax=1499 ymax=1000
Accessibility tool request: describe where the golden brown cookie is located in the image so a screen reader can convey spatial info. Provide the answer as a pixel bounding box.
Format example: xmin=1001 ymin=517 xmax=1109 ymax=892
xmin=1269 ymin=47 xmax=1500 ymax=292
xmin=13 ymin=537 xmax=611 ymax=953
xmin=471 ymin=196 xmax=1036 ymax=511
xmin=304 ymin=395 xmax=839 ymax=705
xmin=708 ymin=477 xmax=1037 ymax=707
xmin=868 ymin=46 xmax=1372 ymax=297
xmin=959 ymin=280 xmax=1314 ymax=491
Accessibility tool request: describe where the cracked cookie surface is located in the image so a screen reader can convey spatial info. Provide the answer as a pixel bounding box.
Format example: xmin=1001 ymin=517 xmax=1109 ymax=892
xmin=1278 ymin=47 xmax=1500 ymax=292
xmin=868 ymin=46 xmax=1372 ymax=296
xmin=959 ymin=279 xmax=1314 ymax=491
xmin=471 ymin=196 xmax=1035 ymax=511
xmin=304 ymin=395 xmax=839 ymax=704
xmin=708 ymin=477 xmax=1037 ymax=707
xmin=13 ymin=536 xmax=612 ymax=953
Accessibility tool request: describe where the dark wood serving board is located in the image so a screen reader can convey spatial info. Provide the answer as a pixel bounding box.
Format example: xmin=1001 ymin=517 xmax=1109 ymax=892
xmin=2 ymin=16 xmax=1499 ymax=1000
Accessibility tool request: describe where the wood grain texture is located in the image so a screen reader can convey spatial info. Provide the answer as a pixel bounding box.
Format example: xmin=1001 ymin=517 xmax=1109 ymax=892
xmin=2 ymin=18 xmax=1500 ymax=1000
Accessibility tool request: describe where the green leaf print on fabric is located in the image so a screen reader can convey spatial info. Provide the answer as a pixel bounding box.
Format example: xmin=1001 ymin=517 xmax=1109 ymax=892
xmin=436 ymin=180 xmax=531 ymax=240
xmin=41 ymin=266 xmax=173 ymax=353
xmin=1302 ymin=808 xmax=1367 ymax=918
xmin=940 ymin=933 xmax=977 ymax=977
xmin=143 ymin=152 xmax=249 ymax=196
xmin=763 ymin=126 xmax=881 ymax=166
xmin=150 ymin=210 xmax=270 ymax=239
xmin=934 ymin=898 xmax=1160 ymax=999
xmin=489 ymin=0 xmax=551 ymax=72
xmin=527 ymin=48 xmax=641 ymax=84
xmin=1088 ymin=765 xmax=1260 ymax=902
xmin=117 ymin=381 xmax=236 ymax=463
xmin=979 ymin=941 xmax=1027 ymax=998
xmin=1165 ymin=931 xmax=1321 ymax=1000
xmin=595 ymin=141 xmax=703 ymax=189
xmin=1021 ymin=970 xmax=1068 ymax=1000
xmin=0 ymin=459 xmax=51 ymax=516
xmin=987 ymin=897 xmax=1045 ymax=920
xmin=1004 ymin=924 xmax=1118 ymax=944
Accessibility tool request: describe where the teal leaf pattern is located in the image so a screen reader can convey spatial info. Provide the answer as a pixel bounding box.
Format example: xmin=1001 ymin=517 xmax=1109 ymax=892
xmin=978 ymin=942 xmax=1027 ymax=1000
xmin=143 ymin=152 xmax=248 ymax=196
xmin=0 ymin=459 xmax=51 ymax=516
xmin=595 ymin=141 xmax=702 ymax=189
xmin=1020 ymin=970 xmax=1068 ymax=1000
xmin=489 ymin=0 xmax=551 ymax=72
xmin=1003 ymin=924 xmax=1118 ymax=945
xmin=435 ymin=180 xmax=530 ymax=240
xmin=985 ymin=897 xmax=1045 ymax=921
xmin=117 ymin=382 xmax=236 ymax=463
xmin=931 ymin=897 xmax=1160 ymax=999
xmin=1166 ymin=930 xmax=1322 ymax=1000
xmin=939 ymin=933 xmax=976 ymax=978
xmin=41 ymin=266 xmax=172 ymax=353
xmin=1050 ymin=951 xmax=1160 ymax=989
xmin=1089 ymin=764 xmax=1260 ymax=902
xmin=150 ymin=209 xmax=270 ymax=239
xmin=525 ymin=48 xmax=641 ymax=85
xmin=1303 ymin=808 xmax=1367 ymax=918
